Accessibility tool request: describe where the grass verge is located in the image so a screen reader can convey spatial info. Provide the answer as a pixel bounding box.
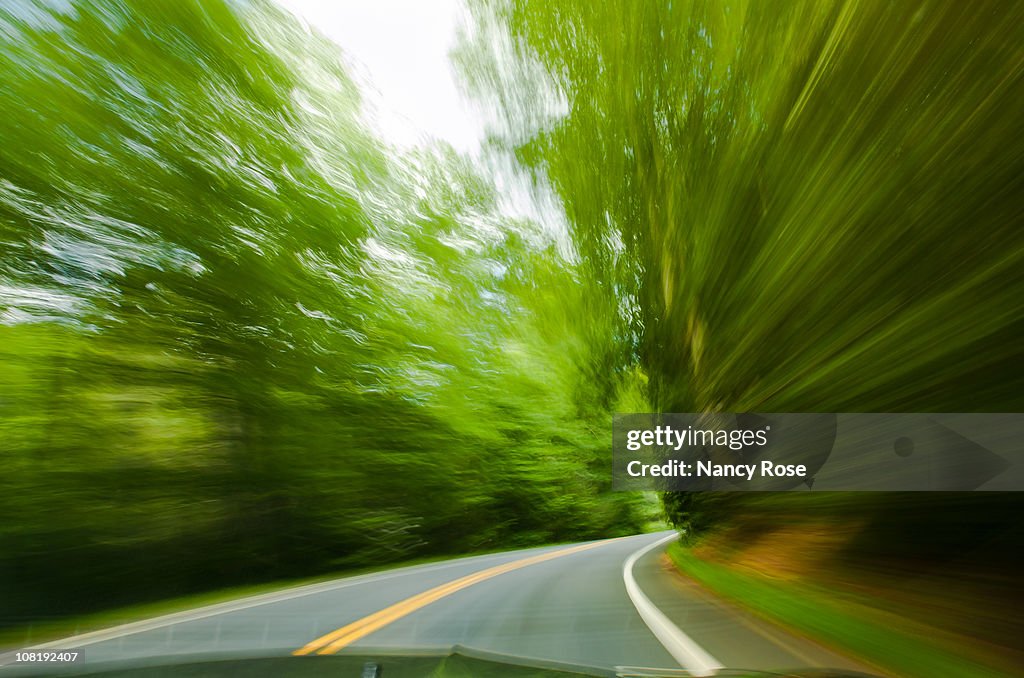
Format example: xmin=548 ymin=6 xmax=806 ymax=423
xmin=667 ymin=542 xmax=1013 ymax=678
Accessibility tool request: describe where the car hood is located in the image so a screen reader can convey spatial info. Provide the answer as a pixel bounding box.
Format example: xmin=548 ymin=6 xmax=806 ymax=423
xmin=1 ymin=645 xmax=884 ymax=678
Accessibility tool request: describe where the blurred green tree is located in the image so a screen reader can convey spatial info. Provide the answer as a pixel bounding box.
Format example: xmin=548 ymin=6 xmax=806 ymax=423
xmin=0 ymin=0 xmax=648 ymax=622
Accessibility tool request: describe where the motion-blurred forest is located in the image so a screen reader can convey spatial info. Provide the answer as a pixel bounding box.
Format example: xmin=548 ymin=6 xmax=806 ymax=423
xmin=0 ymin=0 xmax=650 ymax=621
xmin=2 ymin=0 xmax=1023 ymax=628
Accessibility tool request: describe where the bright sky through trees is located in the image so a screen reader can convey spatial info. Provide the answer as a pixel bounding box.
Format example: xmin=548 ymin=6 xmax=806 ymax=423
xmin=277 ymin=0 xmax=484 ymax=154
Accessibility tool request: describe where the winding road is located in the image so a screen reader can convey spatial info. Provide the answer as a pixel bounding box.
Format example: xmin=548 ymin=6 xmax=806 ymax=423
xmin=1 ymin=531 xmax=875 ymax=676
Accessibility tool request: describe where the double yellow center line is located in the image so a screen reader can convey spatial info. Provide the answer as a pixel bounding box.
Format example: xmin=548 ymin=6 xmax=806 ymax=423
xmin=294 ymin=539 xmax=615 ymax=656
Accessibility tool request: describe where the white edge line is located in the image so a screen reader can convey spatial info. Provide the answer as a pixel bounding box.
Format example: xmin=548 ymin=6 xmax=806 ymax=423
xmin=623 ymin=532 xmax=723 ymax=677
xmin=9 ymin=545 xmax=564 ymax=656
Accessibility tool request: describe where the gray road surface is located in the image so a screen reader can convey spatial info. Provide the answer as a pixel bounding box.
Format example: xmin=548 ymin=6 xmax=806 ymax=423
xmin=0 ymin=531 xmax=875 ymax=676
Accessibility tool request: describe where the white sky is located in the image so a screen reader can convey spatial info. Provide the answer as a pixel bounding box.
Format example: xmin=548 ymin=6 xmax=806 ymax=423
xmin=273 ymin=0 xmax=572 ymax=253
xmin=276 ymin=0 xmax=485 ymax=155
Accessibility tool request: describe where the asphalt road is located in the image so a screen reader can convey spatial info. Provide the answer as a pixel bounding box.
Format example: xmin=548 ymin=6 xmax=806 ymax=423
xmin=0 ymin=531 xmax=876 ymax=676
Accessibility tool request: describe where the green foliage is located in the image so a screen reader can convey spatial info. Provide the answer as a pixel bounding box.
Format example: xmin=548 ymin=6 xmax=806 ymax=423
xmin=459 ymin=0 xmax=1024 ymax=540
xmin=461 ymin=0 xmax=1024 ymax=413
xmin=4 ymin=0 xmax=1023 ymax=632
xmin=0 ymin=0 xmax=647 ymax=622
